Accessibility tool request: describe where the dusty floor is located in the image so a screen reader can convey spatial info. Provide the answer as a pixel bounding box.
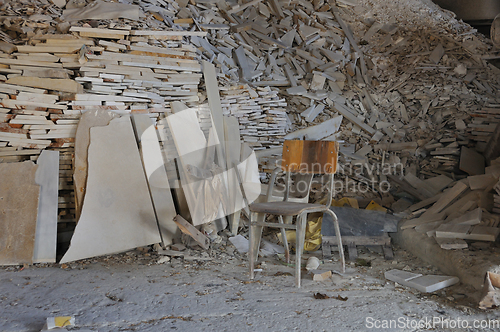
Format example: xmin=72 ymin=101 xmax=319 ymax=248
xmin=2 ymin=234 xmax=500 ymax=332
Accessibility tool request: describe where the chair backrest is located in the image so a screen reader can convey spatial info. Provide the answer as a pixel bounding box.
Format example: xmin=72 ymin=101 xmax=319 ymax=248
xmin=281 ymin=140 xmax=338 ymax=174
xmin=280 ymin=140 xmax=339 ymax=206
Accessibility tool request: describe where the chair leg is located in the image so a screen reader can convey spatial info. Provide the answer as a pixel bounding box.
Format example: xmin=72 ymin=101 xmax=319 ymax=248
xmin=278 ymin=215 xmax=290 ymax=263
xmin=249 ymin=212 xmax=264 ymax=280
xmin=295 ymin=213 xmax=307 ymax=288
xmin=325 ymin=209 xmax=345 ymax=273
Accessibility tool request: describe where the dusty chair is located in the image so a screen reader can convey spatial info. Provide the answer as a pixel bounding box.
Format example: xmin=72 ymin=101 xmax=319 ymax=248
xmin=262 ymin=169 xmax=313 ymax=204
xmin=248 ymin=140 xmax=345 ymax=287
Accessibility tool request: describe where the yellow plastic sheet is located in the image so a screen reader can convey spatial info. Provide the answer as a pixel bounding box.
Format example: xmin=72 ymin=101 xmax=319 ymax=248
xmin=365 ymin=200 xmax=387 ymax=212
xmin=332 ymin=197 xmax=359 ymax=209
xmin=278 ymin=217 xmax=323 ymax=252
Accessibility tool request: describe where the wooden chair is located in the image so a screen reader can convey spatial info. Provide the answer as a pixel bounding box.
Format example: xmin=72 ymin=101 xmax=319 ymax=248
xmin=248 ymin=140 xmax=345 ymax=287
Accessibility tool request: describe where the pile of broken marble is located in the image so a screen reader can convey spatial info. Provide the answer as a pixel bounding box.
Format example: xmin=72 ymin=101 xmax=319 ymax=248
xmin=400 ymin=154 xmax=500 ymax=250
xmin=2 ymin=0 xmax=500 ymax=265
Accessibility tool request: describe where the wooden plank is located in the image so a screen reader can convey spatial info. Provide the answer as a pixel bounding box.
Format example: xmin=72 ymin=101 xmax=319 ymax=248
xmin=227 ymin=0 xmax=263 ymax=14
xmin=202 ymin=61 xmax=226 ymax=166
xmin=447 ymin=207 xmax=482 ymax=225
xmin=6 ymin=77 xmax=83 ymax=93
xmin=16 ymin=45 xmax=81 ymax=54
xmin=0 ymin=149 xmax=41 ymax=157
xmin=130 ymin=30 xmax=207 ymax=37
xmin=435 ymin=238 xmax=468 ymax=250
xmin=387 ymin=174 xmax=428 ymax=201
xmin=69 ymin=26 xmax=129 ymax=37
xmin=421 ymin=182 xmax=469 ymax=218
xmin=1 ymin=99 xmax=66 ymax=110
xmin=334 ymin=102 xmax=376 ymax=135
xmin=16 ymin=92 xmax=59 ymax=103
xmin=468 ymin=174 xmax=497 ymax=190
xmin=224 ymin=116 xmax=242 ymax=235
xmin=173 ymin=215 xmax=210 ymax=250
xmin=400 ymin=212 xmax=446 ymax=230
xmin=375 ymin=142 xmax=418 ymax=151
xmin=0 ymin=58 xmax=63 ymax=68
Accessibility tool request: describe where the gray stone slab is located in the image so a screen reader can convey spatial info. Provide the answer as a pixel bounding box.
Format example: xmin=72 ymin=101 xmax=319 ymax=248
xmin=435 ymin=224 xmax=471 ymax=239
xmin=466 ymin=226 xmax=500 ymax=241
xmin=0 ymin=161 xmax=39 ymax=265
xmin=33 ymin=150 xmax=59 ymax=263
xmin=435 ymin=238 xmax=468 ymax=250
xmin=61 ymin=116 xmax=161 ymax=263
xmin=322 ymin=206 xmax=400 ymax=237
xmin=409 ymin=275 xmax=459 ymax=293
xmin=132 ymin=114 xmax=179 ymax=247
xmin=385 ymin=269 xmax=459 ymax=293
xmin=447 ymin=207 xmax=482 ymax=225
xmin=384 ymin=269 xmax=422 ymax=284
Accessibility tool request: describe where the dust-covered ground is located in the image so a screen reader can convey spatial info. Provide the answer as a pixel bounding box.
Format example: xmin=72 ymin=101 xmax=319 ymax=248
xmin=1 ymin=234 xmax=500 ymax=332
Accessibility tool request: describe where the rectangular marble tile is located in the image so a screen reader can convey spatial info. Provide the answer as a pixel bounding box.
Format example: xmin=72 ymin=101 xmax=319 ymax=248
xmin=33 ymin=150 xmax=59 ymax=263
xmin=0 ymin=161 xmax=39 ymax=265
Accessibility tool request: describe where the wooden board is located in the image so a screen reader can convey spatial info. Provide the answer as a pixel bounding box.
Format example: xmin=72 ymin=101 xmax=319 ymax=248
xmin=421 ymin=182 xmax=468 ymax=218
xmin=16 ymin=45 xmax=81 ymax=54
xmin=282 ymin=140 xmax=338 ymax=174
xmin=468 ymin=174 xmax=497 ymax=190
xmin=224 ymin=116 xmax=242 ymax=235
xmin=6 ymin=76 xmax=83 ymax=93
xmin=173 ymin=215 xmax=210 ymax=249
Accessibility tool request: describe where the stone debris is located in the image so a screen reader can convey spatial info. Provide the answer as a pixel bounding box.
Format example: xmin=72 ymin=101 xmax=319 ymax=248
xmin=0 ymin=0 xmax=499 ymax=293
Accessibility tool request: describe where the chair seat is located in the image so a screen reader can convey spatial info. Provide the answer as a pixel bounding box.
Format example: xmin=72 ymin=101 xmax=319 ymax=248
xmin=249 ymin=201 xmax=326 ymax=216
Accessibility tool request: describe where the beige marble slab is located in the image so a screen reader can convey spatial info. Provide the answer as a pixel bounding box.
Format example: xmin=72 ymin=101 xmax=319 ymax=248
xmin=33 ymin=150 xmax=59 ymax=263
xmin=0 ymin=161 xmax=39 ymax=265
xmin=61 ymin=116 xmax=161 ymax=263
xmin=132 ymin=114 xmax=179 ymax=247
xmin=73 ymin=109 xmax=119 ymax=218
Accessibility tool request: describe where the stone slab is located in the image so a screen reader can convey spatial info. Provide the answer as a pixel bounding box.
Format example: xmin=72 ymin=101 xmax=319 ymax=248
xmin=61 ymin=116 xmax=161 ymax=263
xmin=33 ymin=150 xmax=59 ymax=263
xmin=435 ymin=238 xmax=468 ymax=250
xmin=409 ymin=275 xmax=459 ymax=293
xmin=166 ymin=107 xmax=212 ymax=226
xmin=132 ymin=114 xmax=179 ymax=246
xmin=322 ymin=206 xmax=400 ymax=237
xmin=0 ymin=161 xmax=39 ymax=265
xmin=384 ymin=269 xmax=422 ymax=284
xmin=385 ymin=269 xmax=459 ymax=293
xmin=73 ymin=109 xmax=119 ymax=218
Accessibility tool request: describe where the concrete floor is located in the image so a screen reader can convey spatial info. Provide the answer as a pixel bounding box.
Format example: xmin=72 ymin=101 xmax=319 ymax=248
xmin=2 ymin=240 xmax=500 ymax=332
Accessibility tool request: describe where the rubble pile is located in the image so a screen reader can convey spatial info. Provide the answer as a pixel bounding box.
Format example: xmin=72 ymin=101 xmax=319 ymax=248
xmin=0 ymin=0 xmax=500 ymax=272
